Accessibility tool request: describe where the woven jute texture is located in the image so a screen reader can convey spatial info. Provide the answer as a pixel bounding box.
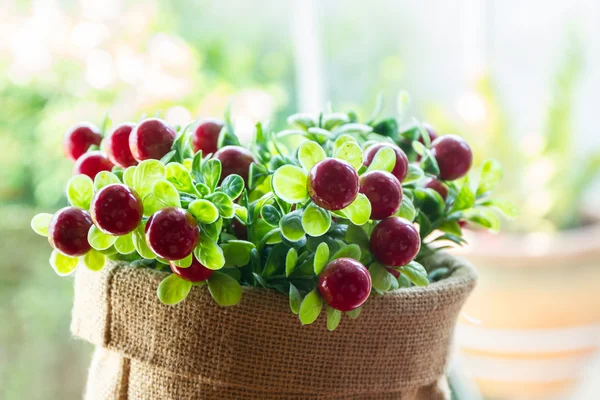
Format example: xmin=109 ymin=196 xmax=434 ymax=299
xmin=71 ymin=253 xmax=476 ymax=400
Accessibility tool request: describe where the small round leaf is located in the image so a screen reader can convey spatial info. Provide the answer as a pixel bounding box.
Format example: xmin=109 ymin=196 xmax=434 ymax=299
xmin=88 ymin=225 xmax=117 ymax=250
xmin=334 ymin=141 xmax=363 ymax=170
xmin=272 ymin=165 xmax=309 ymax=204
xmin=115 ymin=233 xmax=135 ymax=254
xmin=67 ymin=175 xmax=94 ymax=209
xmin=31 ymin=213 xmax=53 ymax=236
xmin=188 ymin=199 xmax=219 ymax=224
xmin=157 ymin=274 xmax=192 ymax=305
xmin=50 ymin=250 xmax=78 ymax=276
xmin=207 ymin=271 xmax=242 ymax=307
xmin=83 ymin=249 xmax=106 ymax=272
xmin=298 ymin=141 xmax=326 ymax=172
xmin=299 ymin=289 xmax=323 ymax=325
xmin=314 ymin=242 xmax=330 ymax=275
xmin=301 ymin=203 xmax=331 ymax=237
xmin=94 ymin=171 xmax=120 ymax=191
xmin=341 ymin=193 xmax=371 ymax=225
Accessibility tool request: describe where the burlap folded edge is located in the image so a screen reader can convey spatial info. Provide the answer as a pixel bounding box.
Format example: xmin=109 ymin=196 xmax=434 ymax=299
xmin=71 ymin=252 xmax=477 ymax=397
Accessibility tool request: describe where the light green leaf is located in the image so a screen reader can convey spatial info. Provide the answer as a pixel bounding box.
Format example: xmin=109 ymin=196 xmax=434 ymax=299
xmin=234 ymin=205 xmax=248 ymax=223
xmin=370 ymin=262 xmax=394 ymax=292
xmin=172 ymin=253 xmax=193 ymax=268
xmin=477 ymin=159 xmax=503 ymax=196
xmin=207 ymin=271 xmax=242 ymax=306
xmin=298 ymin=141 xmax=326 ymax=172
xmin=400 ymin=261 xmax=429 ymax=287
xmin=335 ymin=123 xmax=373 ymax=135
xmin=153 ymin=179 xmax=181 ymax=208
xmin=50 ymin=250 xmax=79 ymax=276
xmin=132 ymin=222 xmax=156 ymax=259
xmin=346 ymin=308 xmax=361 ymax=319
xmin=481 ymin=199 xmax=519 ymax=219
xmin=31 ymin=213 xmax=53 ymax=236
xmin=396 ymin=196 xmax=416 ymax=221
xmin=451 ymin=182 xmax=475 ymax=213
xmin=334 ymin=134 xmax=359 ymax=150
xmin=331 ymin=244 xmax=361 ymax=261
xmin=123 ymin=166 xmax=136 ymax=188
xmin=82 ymin=249 xmax=106 ymax=272
xmin=166 ymin=162 xmax=195 ymax=192
xmin=366 ymin=146 xmax=396 ymax=173
xmin=272 ymin=165 xmax=309 ymax=204
xmin=462 ymin=208 xmax=500 ymax=232
xmin=438 ymin=220 xmax=462 ymax=236
xmin=403 ymin=164 xmax=424 ymax=184
xmin=193 ymin=230 xmax=225 ymax=270
xmin=327 ymin=307 xmax=342 ymax=331
xmin=301 ymin=203 xmax=331 ymax=237
xmin=299 ymin=289 xmax=323 ymax=325
xmin=341 ymin=193 xmax=371 ymax=225
xmin=334 ymin=141 xmax=363 ymax=170
xmin=285 ymin=248 xmax=298 ymax=277
xmin=157 ymin=274 xmax=192 ymax=305
xmin=220 ymin=174 xmax=245 ymax=199
xmin=345 ymin=224 xmax=370 ymax=250
xmin=323 ymin=112 xmax=350 ymax=130
xmin=88 ymin=225 xmax=117 ymax=250
xmin=188 ymin=199 xmax=219 ymax=224
xmin=202 ymin=158 xmax=222 ymax=191
xmin=142 ymin=194 xmax=164 ymax=217
xmin=279 ymin=210 xmax=305 ymax=242
xmin=287 ymin=113 xmax=316 ymax=130
xmin=221 ymin=240 xmax=255 ymax=267
xmin=93 ymin=171 xmax=120 ymax=191
xmin=207 ymin=192 xmax=234 ymax=219
xmin=289 ymin=283 xmax=302 ymax=315
xmin=134 ymin=160 xmax=165 ymax=198
xmin=66 ymin=175 xmax=94 ymax=209
xmin=314 ymin=242 xmax=329 ymax=275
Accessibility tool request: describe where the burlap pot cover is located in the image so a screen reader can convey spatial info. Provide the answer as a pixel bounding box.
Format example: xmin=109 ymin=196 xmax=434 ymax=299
xmin=71 ymin=253 xmax=476 ymax=400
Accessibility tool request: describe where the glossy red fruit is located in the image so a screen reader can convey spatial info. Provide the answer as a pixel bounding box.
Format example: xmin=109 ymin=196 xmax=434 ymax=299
xmin=145 ymin=207 xmax=199 ymax=260
xmin=63 ymin=123 xmax=103 ymax=161
xmin=318 ymin=257 xmax=372 ymax=312
xmin=192 ymin=119 xmax=223 ymax=155
xmin=430 ymin=135 xmax=473 ymax=180
xmin=422 ymin=178 xmax=448 ymax=200
xmin=363 ymin=143 xmax=409 ymax=182
xmin=387 ymin=267 xmax=400 ymax=279
xmin=48 ymin=207 xmax=93 ymax=257
xmin=90 ymin=184 xmax=143 ymax=235
xmin=213 ymin=145 xmax=255 ymax=185
xmin=104 ymin=123 xmax=138 ymax=168
xmin=370 ymin=217 xmax=420 ymax=267
xmin=129 ymin=118 xmax=176 ymax=162
xmin=73 ymin=151 xmax=114 ymax=179
xmin=308 ymin=158 xmax=359 ymax=211
xmin=169 ymin=256 xmax=214 ymax=282
xmin=359 ymin=171 xmax=403 ymax=220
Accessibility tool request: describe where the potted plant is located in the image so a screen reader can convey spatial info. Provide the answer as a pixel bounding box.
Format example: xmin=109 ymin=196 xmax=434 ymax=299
xmin=31 ymin=99 xmax=508 ymax=399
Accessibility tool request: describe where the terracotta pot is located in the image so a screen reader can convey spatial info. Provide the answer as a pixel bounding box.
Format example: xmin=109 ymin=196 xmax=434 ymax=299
xmin=454 ymin=223 xmax=600 ymax=399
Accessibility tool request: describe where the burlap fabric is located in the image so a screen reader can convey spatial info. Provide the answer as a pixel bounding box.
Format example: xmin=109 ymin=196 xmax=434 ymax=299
xmin=71 ymin=253 xmax=476 ymax=400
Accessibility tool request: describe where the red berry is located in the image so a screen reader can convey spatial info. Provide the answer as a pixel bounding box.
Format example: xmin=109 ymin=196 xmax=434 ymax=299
xmin=363 ymin=143 xmax=409 ymax=182
xmin=48 ymin=207 xmax=93 ymax=256
xmin=169 ymin=256 xmax=214 ymax=282
xmin=307 ymin=158 xmax=359 ymax=211
xmin=104 ymin=123 xmax=138 ymax=168
xmin=430 ymin=135 xmax=473 ymax=180
xmin=90 ymin=184 xmax=143 ymax=236
xmin=192 ymin=119 xmax=223 ymax=155
xmin=370 ymin=217 xmax=420 ymax=267
xmin=63 ymin=123 xmax=102 ymax=161
xmin=422 ymin=178 xmax=448 ymax=200
xmin=386 ymin=267 xmax=400 ymax=279
xmin=129 ymin=118 xmax=176 ymax=162
xmin=458 ymin=220 xmax=468 ymax=228
xmin=145 ymin=207 xmax=199 ymax=260
xmin=359 ymin=171 xmax=402 ymax=220
xmin=73 ymin=151 xmax=114 ymax=179
xmin=213 ymin=145 xmax=255 ymax=185
xmin=318 ymin=257 xmax=372 ymax=312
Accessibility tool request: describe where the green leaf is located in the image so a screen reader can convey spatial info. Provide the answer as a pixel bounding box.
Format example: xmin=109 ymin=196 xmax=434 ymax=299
xmin=477 ymin=159 xmax=503 ymax=196
xmin=272 ymin=165 xmax=309 ymax=203
xmin=207 ymin=271 xmax=242 ymax=306
xmin=193 ymin=230 xmax=225 ymax=270
xmin=289 ymin=283 xmax=302 ymax=314
xmin=396 ymin=195 xmax=417 ymax=221
xmin=66 ymin=175 xmax=94 ymax=209
xmin=234 ymin=204 xmax=248 ymax=223
xmin=206 ymin=192 xmax=234 ymax=219
xmin=299 ymin=289 xmax=323 ymax=325
xmin=114 ymin=233 xmax=135 ymax=254
xmin=261 ymin=204 xmax=282 ymax=226
xmin=327 ymin=307 xmax=342 ymax=331
xmin=285 ymin=248 xmax=298 ymax=277
xmin=341 ymin=193 xmax=371 ymax=225
xmin=451 ymin=183 xmax=475 ymax=213
xmin=134 ymin=160 xmax=166 ymax=198
xmin=166 ymin=162 xmax=195 ymax=192
xmin=88 ymin=225 xmax=117 ymax=250
xmin=370 ymin=262 xmax=394 ymax=292
xmin=123 ymin=166 xmax=136 ymax=188
xmin=314 ymin=242 xmax=330 ymax=275
xmin=221 ymin=240 xmax=255 ymax=267
xmin=220 ymin=174 xmax=245 ymax=199
xmin=50 ymin=250 xmax=79 ymax=276
xmin=366 ymin=146 xmax=396 ymax=173
xmin=413 ymin=141 xmax=440 ymax=175
xmin=31 ymin=213 xmax=53 ymax=236
xmin=279 ymin=210 xmax=306 ymax=242
xmin=438 ymin=220 xmax=462 ymax=236
xmin=172 ymin=253 xmax=193 ymax=268
xmin=157 ymin=274 xmax=192 ymax=305
xmin=191 ymin=150 xmax=203 ymax=183
xmin=480 ymin=199 xmax=519 ymax=219
xmin=400 ymin=261 xmax=429 ymax=287
xmin=188 ymin=199 xmax=219 ymax=224
xmin=334 ymin=141 xmax=363 ymax=170
xmin=462 ymin=208 xmax=500 ymax=232
xmin=345 ymin=224 xmax=370 ymax=250
xmin=287 ymin=113 xmax=317 ymax=130
xmin=335 ymin=123 xmax=373 ymax=135
xmin=301 ymin=203 xmax=331 ymax=237
xmin=403 ymin=164 xmax=424 ymax=184
xmin=93 ymin=171 xmax=120 ymax=191
xmin=298 ymin=141 xmax=326 ymax=172
xmin=334 ymin=134 xmax=359 ymax=150
xmin=373 ymin=118 xmax=399 ymax=139
xmin=132 ymin=222 xmax=156 ymax=259
xmin=153 ymin=179 xmax=181 ymax=208
xmin=83 ymin=249 xmax=106 ymax=272
xmin=202 ymin=158 xmax=222 ymax=191
xmin=323 ymin=112 xmax=350 ymax=130
xmin=331 ymin=244 xmax=361 ymax=261
xmin=346 ymin=308 xmax=361 ymax=319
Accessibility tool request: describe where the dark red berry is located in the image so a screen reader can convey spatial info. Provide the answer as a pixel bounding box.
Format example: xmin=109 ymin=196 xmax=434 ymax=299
xmin=90 ymin=184 xmax=143 ymax=235
xmin=213 ymin=145 xmax=255 ymax=185
xmin=359 ymin=171 xmax=402 ymax=220
xmin=192 ymin=119 xmax=223 ymax=155
xmin=104 ymin=123 xmax=138 ymax=168
xmin=73 ymin=151 xmax=114 ymax=179
xmin=307 ymin=158 xmax=359 ymax=211
xmin=386 ymin=267 xmax=400 ymax=279
xmin=129 ymin=118 xmax=176 ymax=162
xmin=48 ymin=207 xmax=93 ymax=257
xmin=458 ymin=220 xmax=468 ymax=228
xmin=145 ymin=207 xmax=199 ymax=260
xmin=63 ymin=123 xmax=102 ymax=161
xmin=363 ymin=143 xmax=409 ymax=182
xmin=169 ymin=256 xmax=214 ymax=282
xmin=430 ymin=135 xmax=473 ymax=180
xmin=318 ymin=257 xmax=372 ymax=312
xmin=422 ymin=178 xmax=448 ymax=200
xmin=370 ymin=217 xmax=420 ymax=267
